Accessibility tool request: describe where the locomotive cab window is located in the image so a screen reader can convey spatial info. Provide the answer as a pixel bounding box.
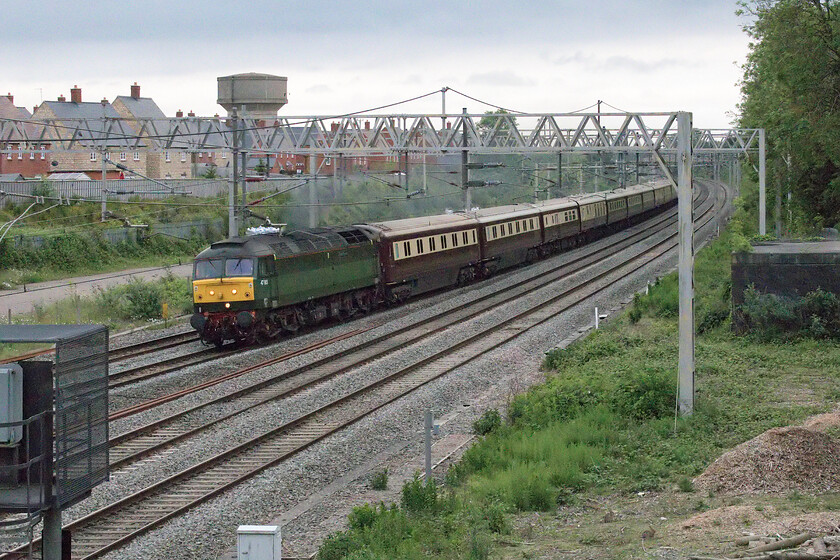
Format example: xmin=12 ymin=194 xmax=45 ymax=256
xmin=194 ymin=258 xmax=223 ymax=280
xmin=225 ymin=258 xmax=254 ymax=277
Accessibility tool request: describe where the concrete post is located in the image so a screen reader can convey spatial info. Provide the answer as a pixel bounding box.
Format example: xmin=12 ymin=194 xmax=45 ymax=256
xmin=677 ymin=111 xmax=695 ymax=416
xmin=425 ymin=409 xmax=433 ymax=481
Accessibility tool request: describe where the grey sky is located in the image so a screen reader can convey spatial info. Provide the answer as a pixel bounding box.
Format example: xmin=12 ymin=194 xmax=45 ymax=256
xmin=3 ymin=1 xmax=749 ymax=126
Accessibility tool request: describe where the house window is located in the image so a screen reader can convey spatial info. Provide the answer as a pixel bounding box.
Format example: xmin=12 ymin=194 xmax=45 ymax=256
xmin=17 ymin=147 xmax=22 ymax=160
xmin=198 ymin=152 xmax=204 ymax=158
xmin=180 ymin=152 xmax=187 ymax=162
xmin=221 ymin=151 xmax=227 ymax=159
xmin=90 ymin=152 xmax=97 ymax=161
xmin=165 ymin=151 xmax=171 ymax=162
xmin=6 ymin=151 xmax=10 ymax=160
xmin=29 ymin=150 xmax=35 ymax=160
xmin=120 ymin=152 xmax=127 ymax=161
xmin=133 ymin=152 xmax=140 ymax=161
xmin=209 ymin=152 xmax=214 ymax=159
xmin=40 ymin=147 xmax=45 ymax=160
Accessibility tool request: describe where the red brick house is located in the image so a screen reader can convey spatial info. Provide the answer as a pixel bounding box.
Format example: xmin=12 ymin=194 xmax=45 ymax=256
xmin=0 ymin=94 xmax=50 ymax=178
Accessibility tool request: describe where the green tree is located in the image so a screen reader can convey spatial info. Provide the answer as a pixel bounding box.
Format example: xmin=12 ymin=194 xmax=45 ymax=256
xmin=477 ymin=110 xmax=519 ymax=146
xmin=738 ymin=0 xmax=840 ymax=230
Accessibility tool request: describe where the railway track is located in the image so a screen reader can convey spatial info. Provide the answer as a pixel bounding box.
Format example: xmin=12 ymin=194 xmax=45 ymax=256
xmin=1 ymin=329 xmax=199 ymax=366
xmin=104 ymin=192 xmax=703 ymax=470
xmin=5 ymin=180 xmax=728 ymax=559
xmin=60 ymin=183 xmax=723 ymax=560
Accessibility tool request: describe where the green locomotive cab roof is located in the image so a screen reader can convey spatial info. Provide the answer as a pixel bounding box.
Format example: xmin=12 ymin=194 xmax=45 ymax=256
xmin=194 ymin=226 xmax=373 ymax=263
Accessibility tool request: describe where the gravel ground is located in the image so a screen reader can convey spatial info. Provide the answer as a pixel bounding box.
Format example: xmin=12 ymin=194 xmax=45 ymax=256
xmin=44 ymin=181 xmax=726 ymax=559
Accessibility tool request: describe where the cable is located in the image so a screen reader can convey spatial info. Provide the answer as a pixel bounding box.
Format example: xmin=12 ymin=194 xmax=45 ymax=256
xmin=445 ymin=88 xmax=529 ymax=115
xmin=599 ymin=100 xmax=630 ymax=113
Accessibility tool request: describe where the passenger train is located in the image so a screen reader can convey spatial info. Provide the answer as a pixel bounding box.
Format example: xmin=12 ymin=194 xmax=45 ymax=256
xmin=190 ymin=180 xmax=676 ymax=346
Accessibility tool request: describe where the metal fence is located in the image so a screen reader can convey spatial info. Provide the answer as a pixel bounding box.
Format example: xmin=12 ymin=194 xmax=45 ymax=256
xmin=0 ymin=178 xmax=297 ymax=207
xmin=7 ymin=218 xmax=225 ymax=250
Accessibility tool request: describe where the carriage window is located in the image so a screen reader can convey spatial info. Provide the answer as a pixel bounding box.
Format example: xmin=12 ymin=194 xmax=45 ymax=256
xmin=429 ymin=237 xmax=436 ymax=251
xmin=394 ymin=243 xmax=400 ymax=259
xmin=472 ymin=230 xmax=476 ymax=243
xmin=404 ymin=241 xmax=411 ymax=257
xmin=492 ymin=226 xmax=497 ymax=239
xmin=417 ymin=239 xmax=424 ymax=253
xmin=507 ymin=223 xmax=513 ymax=234
xmin=462 ymin=231 xmax=468 ymax=244
xmin=515 ymin=221 xmax=520 ymax=233
xmin=441 ymin=235 xmax=447 ymax=249
xmin=452 ymin=233 xmax=458 ymax=247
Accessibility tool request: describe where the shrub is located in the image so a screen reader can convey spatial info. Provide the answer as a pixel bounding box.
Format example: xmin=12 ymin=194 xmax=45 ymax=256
xmin=370 ymin=469 xmax=388 ymax=490
xmin=348 ymin=503 xmax=379 ymax=531
xmin=738 ymin=287 xmax=840 ymax=340
xmin=123 ymin=278 xmax=163 ymax=319
xmin=318 ymin=532 xmax=359 ymax=560
xmin=401 ymin=475 xmax=438 ymax=514
xmin=611 ymin=367 xmax=675 ymax=420
xmin=472 ymin=409 xmax=501 ymax=436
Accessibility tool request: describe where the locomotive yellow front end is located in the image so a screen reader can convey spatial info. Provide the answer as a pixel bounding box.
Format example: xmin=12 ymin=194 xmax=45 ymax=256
xmin=192 ymin=277 xmax=255 ymax=307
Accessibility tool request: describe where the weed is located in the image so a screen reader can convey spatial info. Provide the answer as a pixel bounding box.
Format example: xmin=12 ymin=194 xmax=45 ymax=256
xmin=370 ymin=469 xmax=388 ymax=491
xmin=472 ymin=409 xmax=502 ymax=436
xmin=677 ymin=477 xmax=695 ymax=493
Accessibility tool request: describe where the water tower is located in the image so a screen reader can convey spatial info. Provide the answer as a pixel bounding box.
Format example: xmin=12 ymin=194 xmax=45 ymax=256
xmin=217 ymin=73 xmax=288 ymax=119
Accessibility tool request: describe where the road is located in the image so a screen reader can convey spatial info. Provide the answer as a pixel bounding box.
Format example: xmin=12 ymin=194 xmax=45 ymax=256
xmin=0 ymin=264 xmax=193 ymax=317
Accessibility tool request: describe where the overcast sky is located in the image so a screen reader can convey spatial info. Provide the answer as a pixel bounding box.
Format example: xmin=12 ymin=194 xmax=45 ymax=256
xmin=3 ymin=1 xmax=749 ymax=127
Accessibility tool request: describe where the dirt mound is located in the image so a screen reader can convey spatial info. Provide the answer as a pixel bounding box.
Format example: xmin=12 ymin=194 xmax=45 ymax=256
xmin=694 ymin=426 xmax=840 ymax=494
xmin=681 ymin=505 xmax=778 ymax=531
xmin=803 ymin=411 xmax=840 ymax=433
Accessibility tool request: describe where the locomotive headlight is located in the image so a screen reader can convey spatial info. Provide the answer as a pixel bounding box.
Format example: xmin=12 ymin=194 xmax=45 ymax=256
xmin=209 ymin=290 xmax=215 ymax=296
xmin=231 ymin=289 xmax=237 ymax=295
xmin=225 ymin=303 xmax=230 ymax=309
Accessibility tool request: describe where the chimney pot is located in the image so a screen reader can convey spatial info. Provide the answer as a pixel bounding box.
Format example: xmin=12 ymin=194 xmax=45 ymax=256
xmin=176 ymin=110 xmax=183 ymax=118
xmin=58 ymin=94 xmax=66 ymax=102
xmin=130 ymin=82 xmax=141 ymax=99
xmin=70 ymin=86 xmax=82 ymax=103
xmin=5 ymin=93 xmax=12 ymax=104
xmin=101 ymin=97 xmax=109 ymax=104
xmin=188 ymin=110 xmax=195 ymax=117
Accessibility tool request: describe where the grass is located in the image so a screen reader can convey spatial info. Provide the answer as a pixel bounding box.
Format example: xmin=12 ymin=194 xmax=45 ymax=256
xmin=317 ymin=186 xmax=840 ymax=559
xmin=0 ymin=272 xmax=193 ymax=360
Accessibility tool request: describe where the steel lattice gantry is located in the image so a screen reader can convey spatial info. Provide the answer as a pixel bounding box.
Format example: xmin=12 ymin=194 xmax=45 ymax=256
xmin=0 ymin=110 xmax=769 ymax=416
xmin=0 ymin=111 xmax=761 ymax=155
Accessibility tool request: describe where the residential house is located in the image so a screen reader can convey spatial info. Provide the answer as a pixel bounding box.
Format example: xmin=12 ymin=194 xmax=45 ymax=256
xmin=112 ymin=84 xmax=193 ymax=179
xmin=0 ymin=93 xmax=50 ymax=178
xmin=31 ymin=86 xmax=128 ymax=179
